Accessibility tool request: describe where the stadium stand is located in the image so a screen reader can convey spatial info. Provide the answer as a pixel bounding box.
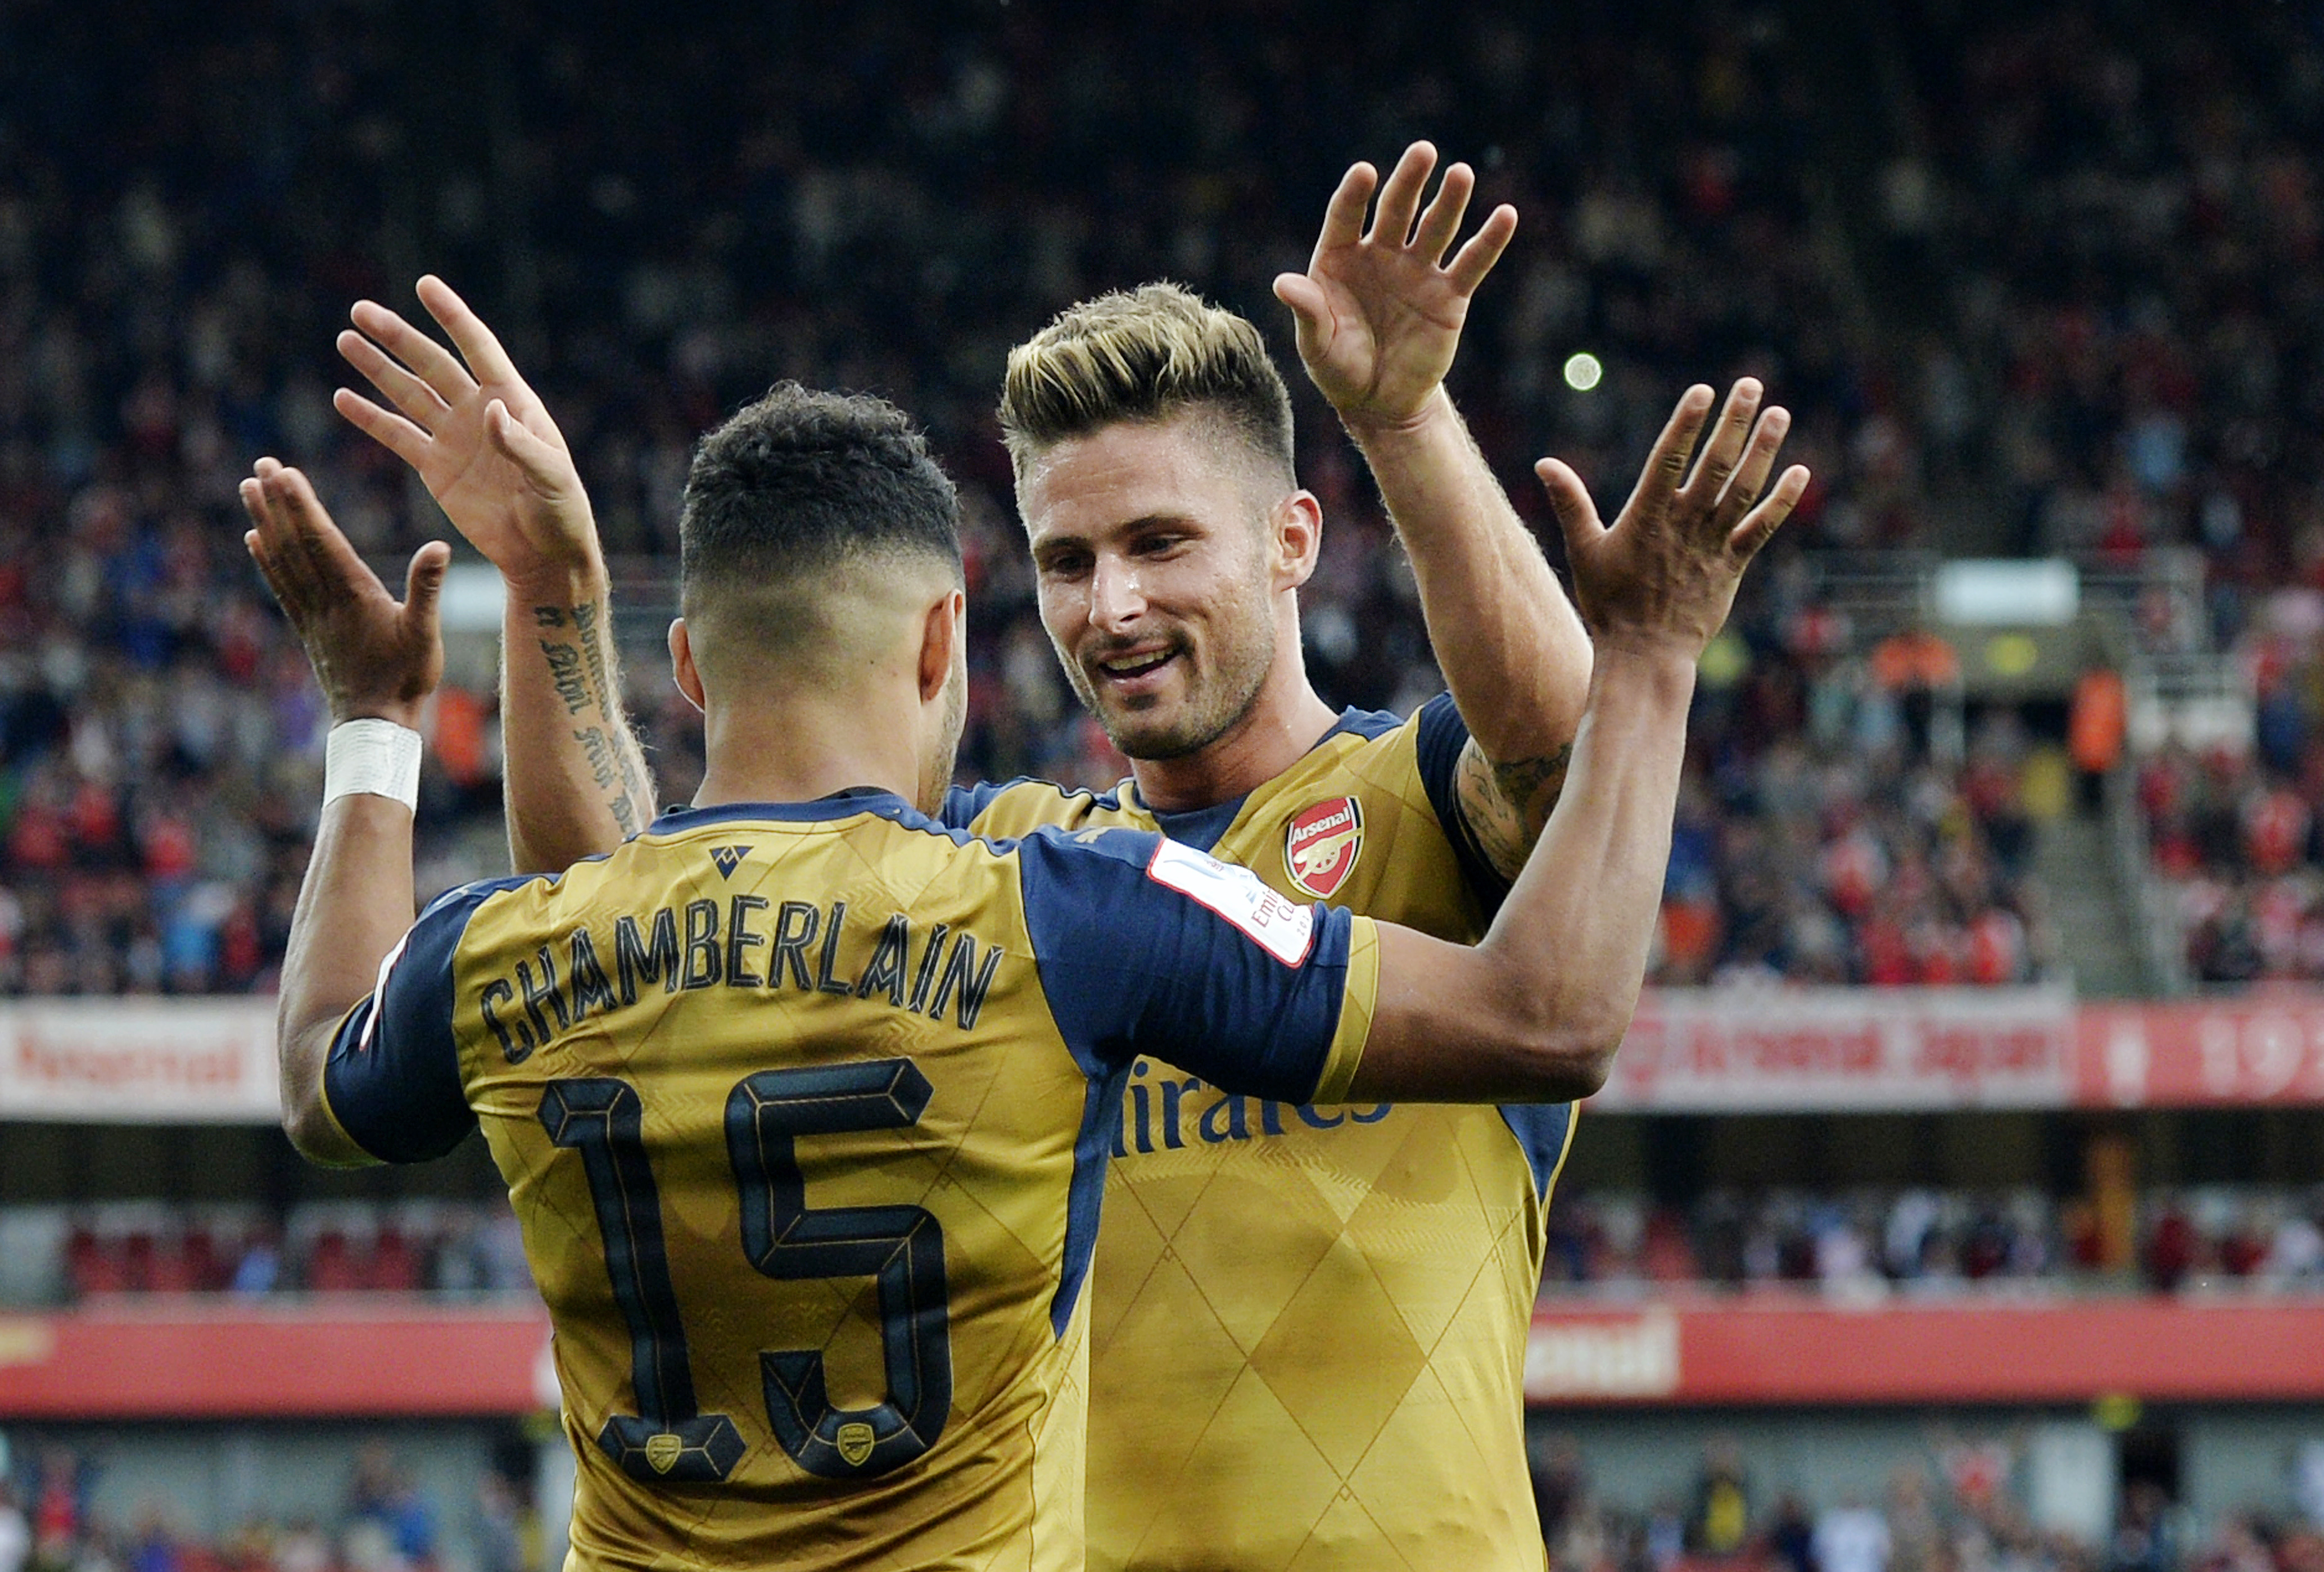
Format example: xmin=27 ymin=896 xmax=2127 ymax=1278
xmin=9 ymin=1181 xmax=2322 ymax=1307
xmin=0 ymin=0 xmax=2087 ymax=995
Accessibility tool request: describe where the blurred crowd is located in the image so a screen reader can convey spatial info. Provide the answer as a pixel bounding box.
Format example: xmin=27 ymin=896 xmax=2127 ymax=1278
xmin=1530 ymin=1435 xmax=2324 ymax=1572
xmin=1540 ymin=1185 xmax=2324 ymax=1297
xmin=15 ymin=1181 xmax=2324 ymax=1308
xmin=0 ymin=1441 xmax=533 ymax=1572
xmin=0 ymin=1201 xmax=530 ymax=1306
xmin=1657 ymin=603 xmax=2053 ymax=986
xmin=1880 ymin=5 xmax=2324 ymax=614
xmin=0 ymin=0 xmax=2318 ymax=995
xmin=2144 ymin=594 xmax=2324 ymax=983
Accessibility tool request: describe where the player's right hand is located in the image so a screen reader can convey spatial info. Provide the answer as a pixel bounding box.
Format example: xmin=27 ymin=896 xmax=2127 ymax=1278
xmin=1273 ymin=142 xmax=1518 ymax=434
xmin=334 ymin=275 xmax=604 ymax=590
xmin=240 ymin=459 xmax=447 ymax=731
xmin=1536 ymin=379 xmax=1810 ymax=662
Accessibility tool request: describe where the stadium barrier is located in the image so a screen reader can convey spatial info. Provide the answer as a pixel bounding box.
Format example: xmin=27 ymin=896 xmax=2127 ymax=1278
xmin=7 ymin=991 xmax=2324 ymax=1120
xmin=1523 ymin=1294 xmax=2324 ymax=1406
xmin=8 ymin=1294 xmax=2324 ymax=1416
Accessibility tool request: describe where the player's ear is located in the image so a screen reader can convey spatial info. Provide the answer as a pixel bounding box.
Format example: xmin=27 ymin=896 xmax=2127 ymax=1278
xmin=1270 ymin=490 xmax=1323 ymax=591
xmin=669 ymin=617 xmax=706 ymax=714
xmin=917 ymin=588 xmax=964 ymax=705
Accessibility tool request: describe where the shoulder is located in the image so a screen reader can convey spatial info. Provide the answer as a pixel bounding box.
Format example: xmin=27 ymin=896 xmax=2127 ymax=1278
xmin=1329 ymin=705 xmax=1407 ymax=745
xmin=1300 ymin=699 xmax=1465 ymax=794
xmin=942 ymin=776 xmax=1137 ymax=836
xmin=1013 ymin=825 xmax=1320 ymax=966
xmin=407 ymin=871 xmax=557 ymax=961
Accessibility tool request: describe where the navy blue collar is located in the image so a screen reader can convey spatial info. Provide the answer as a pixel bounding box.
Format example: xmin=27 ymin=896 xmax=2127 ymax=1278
xmin=653 ymin=786 xmax=917 ymax=831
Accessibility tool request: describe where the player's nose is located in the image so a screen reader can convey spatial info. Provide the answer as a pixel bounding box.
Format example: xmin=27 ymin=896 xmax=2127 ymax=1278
xmin=1086 ymin=555 xmax=1146 ymax=630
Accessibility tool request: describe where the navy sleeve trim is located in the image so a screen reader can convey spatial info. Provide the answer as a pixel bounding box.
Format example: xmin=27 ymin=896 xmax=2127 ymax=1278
xmin=939 ymin=782 xmax=1002 ymax=830
xmin=1414 ymin=693 xmax=1511 ymax=913
xmin=1015 ymin=827 xmax=1350 ymax=1100
xmin=323 ymin=876 xmax=528 ymax=1163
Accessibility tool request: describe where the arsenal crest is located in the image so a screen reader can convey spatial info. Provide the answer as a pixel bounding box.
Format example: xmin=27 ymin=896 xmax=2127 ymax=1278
xmin=1283 ymin=796 xmax=1364 ymax=899
xmin=837 ymin=1421 xmax=877 ymax=1467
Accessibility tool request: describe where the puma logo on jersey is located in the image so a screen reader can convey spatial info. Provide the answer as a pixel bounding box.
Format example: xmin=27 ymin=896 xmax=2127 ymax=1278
xmin=709 ymin=844 xmax=753 ymax=879
xmin=1283 ymin=796 xmax=1363 ymax=899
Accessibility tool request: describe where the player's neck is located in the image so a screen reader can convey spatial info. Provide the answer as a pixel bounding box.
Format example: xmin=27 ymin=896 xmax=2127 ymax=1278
xmin=1128 ymin=666 xmax=1339 ymax=814
xmin=694 ymin=696 xmax=924 ymax=811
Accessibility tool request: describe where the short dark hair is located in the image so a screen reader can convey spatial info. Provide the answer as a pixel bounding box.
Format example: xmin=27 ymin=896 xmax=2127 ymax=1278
xmin=679 ymin=383 xmax=961 ymax=604
xmin=998 ymin=283 xmax=1295 ymax=487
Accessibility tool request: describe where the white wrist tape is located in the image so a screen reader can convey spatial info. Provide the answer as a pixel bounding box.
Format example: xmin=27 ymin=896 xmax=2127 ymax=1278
xmin=324 ymin=719 xmax=423 ymax=810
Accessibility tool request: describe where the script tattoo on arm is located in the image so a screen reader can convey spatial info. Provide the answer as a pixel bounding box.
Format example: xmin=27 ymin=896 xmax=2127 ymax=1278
xmin=532 ymin=598 xmax=652 ymax=837
xmin=572 ymin=598 xmax=654 ymax=822
xmin=1452 ymin=736 xmax=1575 ymax=882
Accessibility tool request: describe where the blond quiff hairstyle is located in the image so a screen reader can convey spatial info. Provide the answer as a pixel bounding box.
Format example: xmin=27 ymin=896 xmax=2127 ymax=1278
xmin=998 ymin=283 xmax=1296 ymax=484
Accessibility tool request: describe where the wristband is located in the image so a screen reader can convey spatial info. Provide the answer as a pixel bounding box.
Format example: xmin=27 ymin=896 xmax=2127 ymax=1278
xmin=324 ymin=719 xmax=423 ymax=810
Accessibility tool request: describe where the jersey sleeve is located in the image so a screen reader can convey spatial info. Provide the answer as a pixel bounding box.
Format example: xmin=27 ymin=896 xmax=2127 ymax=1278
xmin=1414 ymin=691 xmax=1512 ymax=912
xmin=938 ymin=782 xmax=1002 ymax=830
xmin=1015 ymin=827 xmax=1376 ymax=1103
xmin=319 ymin=880 xmax=510 ymax=1163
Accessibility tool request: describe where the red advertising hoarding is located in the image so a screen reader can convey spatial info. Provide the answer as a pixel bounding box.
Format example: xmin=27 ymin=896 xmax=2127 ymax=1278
xmin=10 ymin=1295 xmax=2324 ymax=1417
xmin=0 ymin=1302 xmax=551 ymax=1418
xmin=1585 ymin=990 xmax=2324 ymax=1111
xmin=1524 ymin=1294 xmax=2324 ymax=1406
xmin=8 ymin=993 xmax=2324 ymax=1121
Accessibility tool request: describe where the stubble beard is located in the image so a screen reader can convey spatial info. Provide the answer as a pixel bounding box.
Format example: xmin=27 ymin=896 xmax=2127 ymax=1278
xmin=1062 ymin=591 xmax=1278 ymax=764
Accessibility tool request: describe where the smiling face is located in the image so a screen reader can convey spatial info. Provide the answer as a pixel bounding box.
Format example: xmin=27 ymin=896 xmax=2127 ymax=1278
xmin=1018 ymin=413 xmax=1298 ymax=762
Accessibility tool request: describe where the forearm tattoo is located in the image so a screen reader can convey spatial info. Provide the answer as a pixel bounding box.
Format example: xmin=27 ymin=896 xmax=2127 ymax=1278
xmin=532 ymin=599 xmax=653 ymax=836
xmin=1454 ymin=738 xmax=1574 ymax=880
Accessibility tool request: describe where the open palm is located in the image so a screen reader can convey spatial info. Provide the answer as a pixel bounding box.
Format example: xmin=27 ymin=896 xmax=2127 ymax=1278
xmin=240 ymin=460 xmax=447 ymax=728
xmin=334 ymin=275 xmax=598 ymax=582
xmin=1275 ymin=142 xmax=1518 ymax=429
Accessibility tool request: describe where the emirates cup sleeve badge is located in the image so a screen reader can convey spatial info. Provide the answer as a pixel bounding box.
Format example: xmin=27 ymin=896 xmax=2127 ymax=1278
xmin=1283 ymin=796 xmax=1364 ymax=899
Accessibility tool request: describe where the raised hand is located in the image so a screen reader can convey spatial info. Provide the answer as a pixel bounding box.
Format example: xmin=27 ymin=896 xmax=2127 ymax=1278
xmin=1272 ymin=141 xmax=1518 ymax=431
xmin=240 ymin=459 xmax=447 ymax=729
xmin=334 ymin=276 xmax=599 ymax=586
xmin=1538 ymin=379 xmax=1810 ymax=659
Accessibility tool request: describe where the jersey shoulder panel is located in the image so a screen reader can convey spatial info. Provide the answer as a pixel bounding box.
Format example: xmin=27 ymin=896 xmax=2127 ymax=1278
xmin=1010 ymin=825 xmax=1363 ymax=1104
xmin=1410 ymin=692 xmax=1509 ymax=906
xmin=323 ymin=872 xmax=542 ymax=1163
xmin=945 ymin=776 xmax=1137 ymax=837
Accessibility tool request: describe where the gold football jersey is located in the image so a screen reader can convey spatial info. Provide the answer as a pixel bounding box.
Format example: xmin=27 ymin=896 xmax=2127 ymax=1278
xmin=318 ymin=790 xmax=1376 ymax=1571
xmin=950 ymin=699 xmax=1577 ymax=1572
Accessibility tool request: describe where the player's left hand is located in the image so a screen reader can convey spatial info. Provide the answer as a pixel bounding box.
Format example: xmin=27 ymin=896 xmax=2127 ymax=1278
xmin=240 ymin=459 xmax=447 ymax=730
xmin=333 ymin=275 xmax=601 ymax=591
xmin=1273 ymin=141 xmax=1518 ymax=433
xmin=1538 ymin=379 xmax=1809 ymax=663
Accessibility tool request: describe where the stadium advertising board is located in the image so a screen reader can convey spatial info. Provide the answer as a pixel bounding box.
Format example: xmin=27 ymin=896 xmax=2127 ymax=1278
xmin=1587 ymin=989 xmax=2324 ymax=1111
xmin=0 ymin=999 xmax=279 ymax=1122
xmin=6 ymin=992 xmax=2324 ymax=1121
xmin=11 ymin=1297 xmax=2324 ymax=1416
xmin=1595 ymin=987 xmax=2079 ymax=1110
xmin=1524 ymin=1296 xmax=2324 ymax=1405
xmin=0 ymin=1301 xmax=550 ymax=1417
